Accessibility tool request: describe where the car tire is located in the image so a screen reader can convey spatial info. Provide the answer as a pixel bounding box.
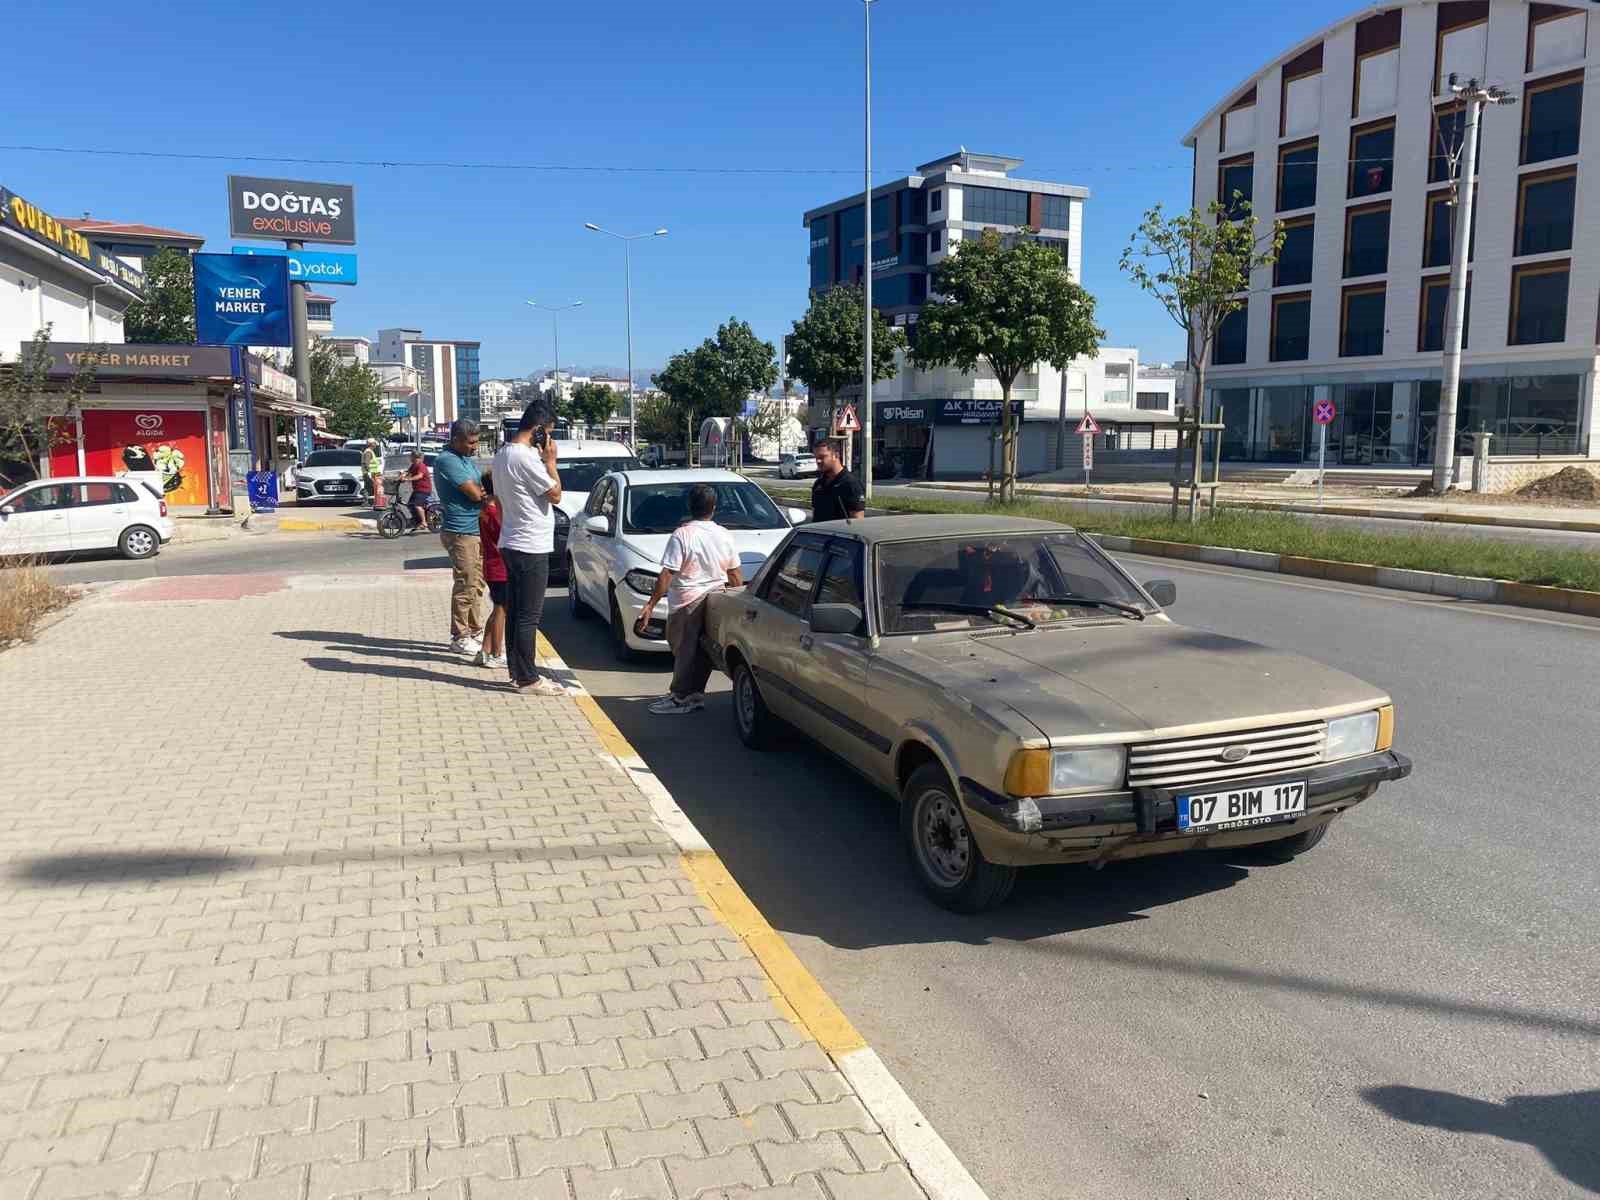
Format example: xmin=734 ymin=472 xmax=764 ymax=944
xmin=567 ymin=563 xmax=591 ymax=620
xmin=902 ymin=763 xmax=1017 ymax=913
xmin=731 ymin=660 xmax=780 ymax=750
xmin=1260 ymin=820 xmax=1331 ymax=860
xmin=119 ymin=525 xmax=160 ymax=560
xmin=609 ymin=589 xmax=641 ymax=663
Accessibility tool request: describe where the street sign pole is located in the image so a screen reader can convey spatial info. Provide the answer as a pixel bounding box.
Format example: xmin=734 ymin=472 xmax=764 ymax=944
xmin=1318 ymin=423 xmax=1326 ymax=506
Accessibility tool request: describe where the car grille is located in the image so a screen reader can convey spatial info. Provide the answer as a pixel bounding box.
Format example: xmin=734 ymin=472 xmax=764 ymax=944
xmin=1126 ymin=720 xmax=1327 ymax=790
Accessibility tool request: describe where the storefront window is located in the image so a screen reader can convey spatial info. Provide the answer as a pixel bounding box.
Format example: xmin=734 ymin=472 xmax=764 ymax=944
xmin=1255 ymin=387 xmax=1306 ymax=461
xmin=1504 ymin=375 xmax=1581 ymax=454
xmin=1214 ymin=388 xmax=1253 ymax=458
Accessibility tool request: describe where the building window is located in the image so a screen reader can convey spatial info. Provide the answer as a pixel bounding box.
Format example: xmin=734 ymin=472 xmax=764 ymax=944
xmin=1349 ymin=120 xmax=1395 ymax=198
xmin=1222 ymin=88 xmax=1257 ymax=152
xmin=1509 ymin=261 xmax=1569 ymax=344
xmin=1521 ymin=73 xmax=1582 ymax=164
xmin=307 ymin=302 xmax=332 ymax=322
xmin=1135 ymin=391 xmax=1169 ymax=411
xmin=928 ymin=230 xmax=942 ymax=254
xmin=1213 ymin=304 xmax=1248 ymax=365
xmin=1040 ymin=194 xmax=1071 ymax=230
xmin=963 ymin=186 xmax=1028 ymax=227
xmin=1270 ymin=293 xmax=1311 ymax=362
xmin=1277 ymin=140 xmax=1318 ymax=211
xmin=1528 ymin=7 xmax=1587 ymax=72
xmin=1429 ymin=102 xmax=1467 ymax=184
xmin=1344 ymin=203 xmax=1390 ymax=278
xmin=1280 ymin=45 xmax=1324 ymax=137
xmin=1435 ymin=7 xmax=1488 ymax=96
xmin=930 ymin=190 xmax=942 ymax=213
xmin=1340 ymin=284 xmax=1386 ymax=356
xmin=810 ymin=216 xmax=832 ymax=290
xmin=1353 ymin=12 xmax=1401 ymax=115
xmin=1218 ymin=156 xmax=1253 ymax=217
xmin=1419 ymin=274 xmax=1470 ymax=352
xmin=1275 ymin=217 xmax=1314 ymax=287
xmin=1515 ymin=168 xmax=1576 ymax=255
xmin=1423 ymin=187 xmax=1476 ymax=269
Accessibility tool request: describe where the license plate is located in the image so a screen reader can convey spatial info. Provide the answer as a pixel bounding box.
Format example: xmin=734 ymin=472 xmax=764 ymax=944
xmin=1177 ymin=781 xmax=1306 ymax=832
xmin=324 ymin=482 xmax=353 ymax=493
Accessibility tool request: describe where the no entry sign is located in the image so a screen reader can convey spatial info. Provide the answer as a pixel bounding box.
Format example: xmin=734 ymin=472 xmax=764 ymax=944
xmin=1313 ymin=398 xmax=1337 ymax=425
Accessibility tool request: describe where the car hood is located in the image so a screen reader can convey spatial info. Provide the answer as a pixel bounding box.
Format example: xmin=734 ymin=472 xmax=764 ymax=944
xmin=619 ymin=526 xmax=791 ymax=566
xmin=890 ymin=622 xmax=1387 ymax=741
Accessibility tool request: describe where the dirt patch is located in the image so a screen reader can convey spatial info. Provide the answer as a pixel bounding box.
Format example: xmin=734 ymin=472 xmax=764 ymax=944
xmin=0 ymin=559 xmax=75 ymax=651
xmin=1515 ymin=466 xmax=1600 ymax=503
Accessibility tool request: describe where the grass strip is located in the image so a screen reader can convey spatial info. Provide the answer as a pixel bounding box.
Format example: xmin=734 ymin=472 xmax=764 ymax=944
xmin=0 ymin=558 xmax=73 ymax=651
xmin=764 ymin=487 xmax=1600 ymax=592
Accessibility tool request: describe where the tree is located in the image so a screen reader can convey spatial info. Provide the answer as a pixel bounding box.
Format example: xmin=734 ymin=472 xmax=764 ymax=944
xmin=310 ymin=341 xmax=391 ymax=441
xmin=786 ymin=286 xmax=904 ymax=429
xmin=567 ymin=381 xmax=617 ymax=432
xmin=635 ymin=392 xmax=681 ymax=446
xmin=123 ymin=248 xmax=196 ymax=343
xmin=0 ymin=327 xmax=98 ymax=488
xmin=693 ymin=318 xmax=779 ymax=419
xmin=912 ymin=229 xmax=1103 ymax=502
xmin=1120 ymin=199 xmax=1285 ymax=438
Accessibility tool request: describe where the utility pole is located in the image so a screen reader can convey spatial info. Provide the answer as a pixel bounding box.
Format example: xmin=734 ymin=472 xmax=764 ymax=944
xmin=861 ymin=0 xmax=877 ymax=501
xmin=1432 ymin=74 xmax=1516 ymax=493
xmin=287 ymin=240 xmax=312 ymax=416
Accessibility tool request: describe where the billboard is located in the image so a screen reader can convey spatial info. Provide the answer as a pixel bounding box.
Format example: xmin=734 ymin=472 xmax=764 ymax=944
xmin=193 ymin=254 xmax=292 ymax=348
xmin=45 ymin=343 xmax=235 ymax=378
xmin=227 ymin=175 xmax=356 ymax=245
xmin=231 ymin=246 xmax=357 ymax=285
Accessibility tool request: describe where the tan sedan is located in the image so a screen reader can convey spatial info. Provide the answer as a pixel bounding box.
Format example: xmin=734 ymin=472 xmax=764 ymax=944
xmin=704 ymin=514 xmax=1412 ymax=912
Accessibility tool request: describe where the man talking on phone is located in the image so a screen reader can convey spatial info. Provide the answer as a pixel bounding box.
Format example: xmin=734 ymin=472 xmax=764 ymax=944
xmin=491 ymin=398 xmax=564 ymax=696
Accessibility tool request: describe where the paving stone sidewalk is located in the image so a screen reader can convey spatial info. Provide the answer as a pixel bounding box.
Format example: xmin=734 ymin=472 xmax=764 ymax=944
xmin=0 ymin=570 xmax=926 ymax=1200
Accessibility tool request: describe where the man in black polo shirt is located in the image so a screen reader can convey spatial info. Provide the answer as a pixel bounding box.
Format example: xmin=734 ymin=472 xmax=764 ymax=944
xmin=811 ymin=438 xmax=865 ymax=523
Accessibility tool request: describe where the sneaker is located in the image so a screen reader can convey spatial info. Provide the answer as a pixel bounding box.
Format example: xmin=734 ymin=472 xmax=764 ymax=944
xmin=481 ymin=653 xmax=508 ymax=669
xmin=516 ymin=677 xmax=566 ymax=697
xmin=455 ymin=637 xmax=483 ymax=659
xmin=473 ymin=649 xmax=486 ymax=666
xmin=649 ymin=694 xmax=705 ymax=715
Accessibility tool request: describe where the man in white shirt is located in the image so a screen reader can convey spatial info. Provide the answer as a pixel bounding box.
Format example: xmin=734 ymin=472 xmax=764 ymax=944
xmin=635 ymin=483 xmax=743 ymax=715
xmin=491 ymin=398 xmax=564 ymax=696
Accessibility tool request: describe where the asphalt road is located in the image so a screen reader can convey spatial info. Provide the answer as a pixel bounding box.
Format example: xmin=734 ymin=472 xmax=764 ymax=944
xmin=541 ymin=552 xmax=1600 ymax=1200
xmin=20 ymin=530 xmax=1600 ymax=1198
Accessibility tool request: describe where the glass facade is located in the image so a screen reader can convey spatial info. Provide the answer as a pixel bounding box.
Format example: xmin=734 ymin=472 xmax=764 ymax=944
xmin=455 ymin=345 xmax=481 ymax=423
xmin=1040 ymin=194 xmax=1071 ymax=230
xmin=839 ymin=204 xmax=864 ymax=283
xmin=810 ymin=216 xmax=832 ymax=290
xmin=963 ymin=186 xmax=1028 ymax=226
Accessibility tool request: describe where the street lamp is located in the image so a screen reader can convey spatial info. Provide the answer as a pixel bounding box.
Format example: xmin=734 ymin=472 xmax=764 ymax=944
xmin=584 ymin=223 xmax=668 ymax=448
xmin=861 ymin=0 xmax=879 ymax=501
xmin=525 ymin=300 xmax=583 ymax=419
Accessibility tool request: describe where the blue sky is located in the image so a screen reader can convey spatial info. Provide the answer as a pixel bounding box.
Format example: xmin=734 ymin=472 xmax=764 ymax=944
xmin=9 ymin=0 xmax=1351 ymax=379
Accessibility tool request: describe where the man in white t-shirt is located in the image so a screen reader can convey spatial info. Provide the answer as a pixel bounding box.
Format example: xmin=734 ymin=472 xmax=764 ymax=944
xmin=491 ymin=398 xmax=564 ymax=696
xmin=635 ymin=483 xmax=743 ymax=715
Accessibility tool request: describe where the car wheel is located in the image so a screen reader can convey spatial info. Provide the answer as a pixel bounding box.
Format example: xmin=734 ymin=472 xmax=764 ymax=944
xmin=731 ymin=659 xmax=781 ymax=750
xmin=567 ymin=562 xmax=591 ymax=620
xmin=1260 ymin=820 xmax=1331 ymax=860
xmin=901 ymin=763 xmax=1017 ymax=913
xmin=119 ymin=525 xmax=160 ymax=560
xmin=608 ymin=589 xmax=641 ymax=663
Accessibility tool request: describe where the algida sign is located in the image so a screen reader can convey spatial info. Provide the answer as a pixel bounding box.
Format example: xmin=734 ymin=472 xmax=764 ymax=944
xmin=227 ymin=175 xmax=356 ymax=245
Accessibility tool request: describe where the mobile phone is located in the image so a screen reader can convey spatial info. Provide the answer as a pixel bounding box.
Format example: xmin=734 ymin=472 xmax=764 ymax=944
xmin=533 ymin=428 xmax=549 ymax=449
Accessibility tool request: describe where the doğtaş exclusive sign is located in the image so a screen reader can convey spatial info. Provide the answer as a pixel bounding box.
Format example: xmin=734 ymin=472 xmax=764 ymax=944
xmin=227 ymin=175 xmax=356 ymax=245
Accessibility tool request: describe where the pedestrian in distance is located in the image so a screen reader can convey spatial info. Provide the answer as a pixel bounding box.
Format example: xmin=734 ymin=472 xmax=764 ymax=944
xmin=476 ymin=468 xmax=509 ymax=670
xmin=811 ymin=438 xmax=865 ymax=523
xmin=635 ymin=483 xmax=743 ymax=716
xmin=360 ymin=443 xmax=379 ymax=501
xmin=402 ymin=450 xmax=433 ymax=534
xmin=492 ymin=398 xmax=565 ymax=697
xmin=431 ymin=422 xmax=487 ymax=658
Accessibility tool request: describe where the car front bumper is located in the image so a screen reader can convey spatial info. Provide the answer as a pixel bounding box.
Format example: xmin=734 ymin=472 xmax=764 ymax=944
xmin=609 ymin=582 xmax=669 ymax=651
xmin=960 ymin=750 xmax=1413 ymax=867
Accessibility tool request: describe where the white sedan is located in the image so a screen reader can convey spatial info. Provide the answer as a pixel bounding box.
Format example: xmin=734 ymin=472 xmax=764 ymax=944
xmin=777 ymin=452 xmax=817 ymax=479
xmin=564 ymin=469 xmax=807 ymax=660
xmin=0 ymin=476 xmax=174 ymax=560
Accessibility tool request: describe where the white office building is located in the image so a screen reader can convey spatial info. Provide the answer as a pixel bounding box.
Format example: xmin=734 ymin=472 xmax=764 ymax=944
xmin=1186 ymin=0 xmax=1600 ymax=488
xmin=376 ymin=328 xmax=482 ymax=428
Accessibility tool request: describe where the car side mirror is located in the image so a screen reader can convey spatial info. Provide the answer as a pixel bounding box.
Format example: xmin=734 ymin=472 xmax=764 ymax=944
xmin=0 ymin=505 xmax=13 ymax=517
xmin=585 ymin=515 xmax=610 ymax=536
xmin=1144 ymin=579 xmax=1177 ymax=607
xmin=786 ymin=507 xmax=808 ymax=525
xmin=809 ymin=603 xmax=863 ymax=636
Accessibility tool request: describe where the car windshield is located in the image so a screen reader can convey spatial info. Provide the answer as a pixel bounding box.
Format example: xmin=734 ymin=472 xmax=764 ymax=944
xmin=624 ymin=481 xmax=787 ymax=534
xmin=304 ymin=451 xmax=362 ymax=467
xmin=562 ymin=458 xmax=640 ymax=493
xmin=876 ymin=533 xmax=1151 ymax=634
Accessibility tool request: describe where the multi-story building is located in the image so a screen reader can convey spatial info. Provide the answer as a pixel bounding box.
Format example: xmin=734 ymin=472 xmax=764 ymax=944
xmin=306 ymin=293 xmax=336 ymax=337
xmin=59 ymin=217 xmax=204 ymax=267
xmin=1186 ymin=0 xmax=1599 ymax=484
xmin=376 ymin=328 xmax=482 ymax=428
xmin=324 ymin=336 xmax=370 ymax=365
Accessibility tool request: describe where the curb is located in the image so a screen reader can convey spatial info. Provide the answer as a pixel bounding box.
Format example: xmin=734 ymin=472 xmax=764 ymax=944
xmin=910 ymin=482 xmax=1600 ymax=534
xmin=1091 ymin=533 xmax=1600 ymax=618
xmin=535 ymin=632 xmax=988 ymax=1200
xmin=275 ymin=516 xmax=368 ymax=533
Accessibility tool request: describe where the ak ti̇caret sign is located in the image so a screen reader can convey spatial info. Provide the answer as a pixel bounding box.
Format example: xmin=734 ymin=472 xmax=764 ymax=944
xmin=227 ymin=175 xmax=356 ymax=245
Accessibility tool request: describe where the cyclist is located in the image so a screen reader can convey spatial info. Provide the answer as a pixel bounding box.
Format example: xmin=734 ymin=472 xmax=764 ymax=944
xmin=401 ymin=451 xmax=432 ymax=534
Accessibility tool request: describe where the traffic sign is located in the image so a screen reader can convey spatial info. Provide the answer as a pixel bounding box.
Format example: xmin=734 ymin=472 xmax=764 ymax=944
xmin=389 ymin=403 xmax=409 ymax=419
xmin=834 ymin=403 xmax=861 ymax=433
xmin=1313 ymin=398 xmax=1337 ymax=425
xmin=1082 ymin=437 xmax=1094 ymax=468
xmin=1076 ymin=413 xmax=1101 ymax=435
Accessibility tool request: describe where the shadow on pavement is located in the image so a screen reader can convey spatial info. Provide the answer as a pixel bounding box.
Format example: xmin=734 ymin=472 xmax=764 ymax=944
xmin=301 ymin=656 xmax=505 ymax=692
xmin=1363 ymin=1085 xmax=1600 ymax=1193
xmin=275 ymin=630 xmax=443 ymax=652
xmin=404 ymin=556 xmax=451 ymax=570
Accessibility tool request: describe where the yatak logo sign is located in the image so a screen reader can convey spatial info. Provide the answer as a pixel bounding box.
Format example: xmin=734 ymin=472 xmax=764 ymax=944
xmin=227 ymin=175 xmax=356 ymax=245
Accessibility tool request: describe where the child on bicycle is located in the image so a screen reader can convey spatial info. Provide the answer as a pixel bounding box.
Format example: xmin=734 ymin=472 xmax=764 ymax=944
xmin=476 ymin=468 xmax=509 ymax=669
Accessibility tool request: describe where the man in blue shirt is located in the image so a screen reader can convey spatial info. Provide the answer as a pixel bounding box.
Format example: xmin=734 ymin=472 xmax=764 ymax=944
xmin=432 ymin=420 xmax=488 ymax=657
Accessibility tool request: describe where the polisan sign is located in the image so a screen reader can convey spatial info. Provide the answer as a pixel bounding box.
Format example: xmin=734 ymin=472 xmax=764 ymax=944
xmin=227 ymin=175 xmax=356 ymax=245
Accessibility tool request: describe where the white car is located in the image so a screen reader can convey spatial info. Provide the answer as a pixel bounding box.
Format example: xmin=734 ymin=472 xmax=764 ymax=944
xmin=0 ymin=476 xmax=174 ymax=560
xmin=295 ymin=448 xmax=368 ymax=503
xmin=545 ymin=439 xmax=641 ymax=581
xmin=565 ymin=469 xmax=807 ymax=660
xmin=778 ymin=452 xmax=817 ymax=479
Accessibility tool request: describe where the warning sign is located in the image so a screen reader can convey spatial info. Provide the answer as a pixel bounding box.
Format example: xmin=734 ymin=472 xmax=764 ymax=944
xmin=834 ymin=404 xmax=861 ymax=433
xmin=1076 ymin=413 xmax=1101 ymax=435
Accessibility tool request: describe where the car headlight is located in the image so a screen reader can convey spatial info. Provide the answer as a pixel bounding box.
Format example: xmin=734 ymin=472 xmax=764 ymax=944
xmin=1324 ymin=710 xmax=1384 ymax=760
xmin=622 ymin=568 xmax=658 ymax=596
xmin=1003 ymin=746 xmax=1126 ymax=796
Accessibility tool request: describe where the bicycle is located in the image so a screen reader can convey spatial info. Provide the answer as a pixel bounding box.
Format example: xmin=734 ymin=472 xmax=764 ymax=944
xmin=375 ymin=477 xmax=442 ymax=539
